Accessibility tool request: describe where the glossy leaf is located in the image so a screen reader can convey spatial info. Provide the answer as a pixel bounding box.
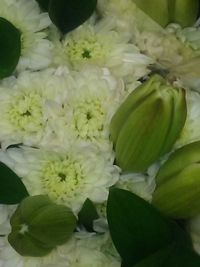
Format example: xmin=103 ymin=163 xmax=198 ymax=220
xmin=78 ymin=198 xmax=99 ymax=232
xmin=107 ymin=188 xmax=175 ymax=266
xmin=132 ymin=245 xmax=200 ymax=267
xmin=131 ymin=245 xmax=174 ymax=267
xmin=0 ymin=17 xmax=21 ymax=78
xmin=48 ymin=0 xmax=97 ymax=33
xmin=0 ymin=162 xmax=29 ymax=204
xmin=35 ymin=0 xmax=50 ymax=11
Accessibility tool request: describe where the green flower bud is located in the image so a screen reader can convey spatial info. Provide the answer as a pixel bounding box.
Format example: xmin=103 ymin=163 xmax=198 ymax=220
xmin=133 ymin=0 xmax=169 ymax=27
xmin=173 ymin=0 xmax=199 ymax=27
xmin=110 ymin=75 xmax=186 ymax=172
xmin=133 ymin=0 xmax=199 ymax=27
xmin=153 ymin=141 xmax=200 ymax=218
xmin=8 ymin=195 xmax=77 ymax=257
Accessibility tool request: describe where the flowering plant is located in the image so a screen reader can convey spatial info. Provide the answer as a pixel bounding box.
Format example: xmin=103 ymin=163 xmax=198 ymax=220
xmin=0 ymin=0 xmax=200 ymax=266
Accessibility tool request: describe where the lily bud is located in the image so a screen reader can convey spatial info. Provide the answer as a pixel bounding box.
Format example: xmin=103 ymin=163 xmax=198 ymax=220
xmin=133 ymin=0 xmax=169 ymax=27
xmin=153 ymin=141 xmax=200 ymax=218
xmin=173 ymin=0 xmax=199 ymax=27
xmin=110 ymin=75 xmax=186 ymax=172
xmin=8 ymin=195 xmax=77 ymax=256
xmin=133 ymin=0 xmax=199 ymax=27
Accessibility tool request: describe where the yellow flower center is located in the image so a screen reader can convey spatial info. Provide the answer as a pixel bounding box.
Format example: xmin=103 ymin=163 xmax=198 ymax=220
xmin=73 ymin=98 xmax=105 ymax=140
xmin=41 ymin=156 xmax=85 ymax=203
xmin=8 ymin=91 xmax=43 ymax=133
xmin=64 ymin=34 xmax=108 ymax=65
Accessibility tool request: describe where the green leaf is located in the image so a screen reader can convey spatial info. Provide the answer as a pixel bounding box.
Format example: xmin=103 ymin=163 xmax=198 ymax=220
xmin=0 ymin=17 xmax=21 ymax=79
xmin=132 ymin=245 xmax=200 ymax=267
xmin=107 ymin=188 xmax=192 ymax=267
xmin=48 ymin=0 xmax=97 ymax=33
xmin=130 ymin=245 xmax=174 ymax=267
xmin=78 ymin=198 xmax=99 ymax=232
xmin=107 ymin=188 xmax=174 ymax=266
xmin=165 ymin=246 xmax=200 ymax=266
xmin=0 ymin=162 xmax=29 ymax=204
xmin=35 ymin=0 xmax=50 ymax=11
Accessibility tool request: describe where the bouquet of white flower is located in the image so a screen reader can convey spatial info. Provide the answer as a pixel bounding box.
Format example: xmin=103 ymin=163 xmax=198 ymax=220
xmin=0 ymin=0 xmax=200 ymax=266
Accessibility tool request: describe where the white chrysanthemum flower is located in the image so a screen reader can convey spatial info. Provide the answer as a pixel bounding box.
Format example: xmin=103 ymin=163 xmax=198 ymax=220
xmin=0 ymin=146 xmax=119 ymax=213
xmin=0 ymin=234 xmax=70 ymax=267
xmin=0 ymin=206 xmax=13 ymax=236
xmin=0 ymin=68 xmax=72 ymax=148
xmin=98 ymin=0 xmax=134 ymax=15
xmin=62 ymin=233 xmax=120 ymax=267
xmin=0 ymin=233 xmax=120 ymax=267
xmin=163 ymin=24 xmax=200 ymax=90
xmin=116 ymin=173 xmax=156 ymax=202
xmin=0 ymin=0 xmax=53 ymax=71
xmin=92 ymin=202 xmax=108 ymax=233
xmin=52 ymin=17 xmax=153 ymax=80
xmin=97 ymin=0 xmax=137 ymax=36
xmin=166 ymin=24 xmax=200 ymax=51
xmin=135 ymin=28 xmax=196 ymax=68
xmin=0 ymin=206 xmax=8 ymax=230
xmin=175 ymin=90 xmax=200 ymax=148
xmin=98 ymin=0 xmax=163 ymax=35
xmin=182 ymin=27 xmax=200 ymax=50
xmin=46 ymin=67 xmax=125 ymax=151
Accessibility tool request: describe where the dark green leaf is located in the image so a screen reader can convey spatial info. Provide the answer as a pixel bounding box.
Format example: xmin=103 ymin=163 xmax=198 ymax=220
xmin=107 ymin=188 xmax=192 ymax=267
xmin=131 ymin=244 xmax=174 ymax=267
xmin=0 ymin=162 xmax=29 ymax=204
xmin=132 ymin=245 xmax=200 ymax=267
xmin=107 ymin=188 xmax=174 ymax=266
xmin=35 ymin=0 xmax=50 ymax=11
xmin=0 ymin=17 xmax=21 ymax=79
xmin=48 ymin=0 xmax=97 ymax=33
xmin=164 ymin=246 xmax=200 ymax=266
xmin=78 ymin=198 xmax=99 ymax=232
